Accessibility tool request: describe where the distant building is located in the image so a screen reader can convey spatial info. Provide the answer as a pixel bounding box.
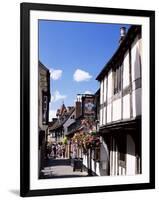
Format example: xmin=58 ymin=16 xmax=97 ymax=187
xmin=66 ymin=94 xmax=97 ymax=138
xmin=38 ymin=61 xmax=50 ymax=174
xmin=49 ymin=104 xmax=75 ymax=144
xmin=96 ymin=25 xmax=142 ymax=175
xmin=48 ymin=118 xmax=58 ymax=144
xmin=63 ymin=107 xmax=76 ymax=137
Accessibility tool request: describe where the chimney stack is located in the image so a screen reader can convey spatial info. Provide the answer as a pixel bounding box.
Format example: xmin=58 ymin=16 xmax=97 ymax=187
xmin=119 ymin=27 xmax=126 ymax=44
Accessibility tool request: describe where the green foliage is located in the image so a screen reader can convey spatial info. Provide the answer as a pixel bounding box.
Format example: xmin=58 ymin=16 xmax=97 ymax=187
xmin=63 ymin=136 xmax=68 ymax=145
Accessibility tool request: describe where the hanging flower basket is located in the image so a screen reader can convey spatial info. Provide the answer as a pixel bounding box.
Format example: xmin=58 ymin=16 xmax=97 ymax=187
xmin=71 ymin=128 xmax=101 ymax=152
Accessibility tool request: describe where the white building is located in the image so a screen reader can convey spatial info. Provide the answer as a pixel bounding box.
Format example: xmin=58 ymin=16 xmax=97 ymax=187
xmin=63 ymin=108 xmax=76 ymax=136
xmin=96 ymin=26 xmax=142 ymax=176
xmin=49 ymin=104 xmax=75 ymax=144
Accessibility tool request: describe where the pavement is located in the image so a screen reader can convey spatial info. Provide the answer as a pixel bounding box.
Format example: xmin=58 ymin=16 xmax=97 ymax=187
xmin=40 ymin=157 xmax=88 ymax=179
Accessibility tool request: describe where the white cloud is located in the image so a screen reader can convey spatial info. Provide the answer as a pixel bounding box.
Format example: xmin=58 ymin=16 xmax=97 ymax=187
xmin=49 ymin=109 xmax=57 ymax=121
xmin=84 ymin=90 xmax=92 ymax=94
xmin=51 ymin=90 xmax=66 ymax=103
xmin=73 ymin=69 xmax=92 ymax=82
xmin=50 ymin=69 xmax=62 ymax=80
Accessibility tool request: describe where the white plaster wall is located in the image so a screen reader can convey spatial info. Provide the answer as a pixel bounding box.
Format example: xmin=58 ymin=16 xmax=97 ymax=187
xmin=83 ymin=154 xmax=87 ymax=167
xmin=100 ymin=80 xmax=103 ymax=104
xmin=131 ymin=37 xmax=141 ymax=82
xmin=91 ymin=159 xmax=95 ymax=173
xmin=132 ymin=88 xmax=141 ymax=117
xmin=112 ymin=138 xmax=115 ymax=175
xmin=103 ymin=107 xmax=106 ymax=125
xmin=123 ymin=51 xmax=130 ymax=88
xmin=101 ymin=76 xmax=107 ymax=125
xmin=107 ymin=104 xmax=112 ymax=123
xmin=90 ymin=159 xmax=100 ymax=175
xmin=107 ymin=70 xmax=113 ymax=99
xmin=100 ymin=80 xmax=104 ymax=126
xmin=113 ymin=98 xmax=121 ymax=121
xmin=126 ymin=134 xmax=136 ymax=175
xmin=123 ymin=94 xmax=130 ymax=119
xmin=104 ymin=76 xmax=107 ymax=102
xmin=83 ymin=154 xmax=100 ymax=176
xmin=100 ymin=108 xmax=103 ymax=126
xmin=95 ymin=162 xmax=100 ymax=175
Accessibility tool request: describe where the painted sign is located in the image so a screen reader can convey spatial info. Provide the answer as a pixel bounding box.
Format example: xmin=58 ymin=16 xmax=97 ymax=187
xmin=82 ymin=96 xmax=95 ymax=117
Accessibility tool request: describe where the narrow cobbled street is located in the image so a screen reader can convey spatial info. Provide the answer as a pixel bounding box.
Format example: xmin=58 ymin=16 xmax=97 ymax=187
xmin=40 ymin=157 xmax=88 ymax=179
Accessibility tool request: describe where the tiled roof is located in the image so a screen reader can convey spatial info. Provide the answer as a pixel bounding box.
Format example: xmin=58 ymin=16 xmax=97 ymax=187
xmin=49 ymin=107 xmax=75 ymax=131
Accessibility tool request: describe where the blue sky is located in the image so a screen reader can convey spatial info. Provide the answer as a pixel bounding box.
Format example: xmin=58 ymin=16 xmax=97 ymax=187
xmin=39 ymin=20 xmax=130 ymax=121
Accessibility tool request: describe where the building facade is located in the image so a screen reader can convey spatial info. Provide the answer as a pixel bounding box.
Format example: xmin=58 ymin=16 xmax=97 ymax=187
xmin=38 ymin=61 xmax=50 ymax=175
xmin=96 ymin=26 xmax=142 ymax=176
xmin=66 ymin=93 xmax=102 ymax=175
xmin=49 ymin=104 xmax=75 ymax=144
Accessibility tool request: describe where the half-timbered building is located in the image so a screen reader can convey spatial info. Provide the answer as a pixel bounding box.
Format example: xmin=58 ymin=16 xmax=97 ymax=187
xmin=96 ymin=25 xmax=142 ymax=176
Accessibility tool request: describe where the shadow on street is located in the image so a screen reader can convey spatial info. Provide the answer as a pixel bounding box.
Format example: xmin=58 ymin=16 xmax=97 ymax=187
xmin=40 ymin=157 xmax=88 ymax=179
xmin=45 ymin=158 xmax=71 ymax=167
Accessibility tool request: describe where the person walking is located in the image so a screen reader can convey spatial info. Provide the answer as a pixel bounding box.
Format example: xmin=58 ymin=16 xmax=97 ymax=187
xmin=57 ymin=143 xmax=62 ymax=158
xmin=53 ymin=144 xmax=57 ymax=158
xmin=62 ymin=144 xmax=66 ymax=158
